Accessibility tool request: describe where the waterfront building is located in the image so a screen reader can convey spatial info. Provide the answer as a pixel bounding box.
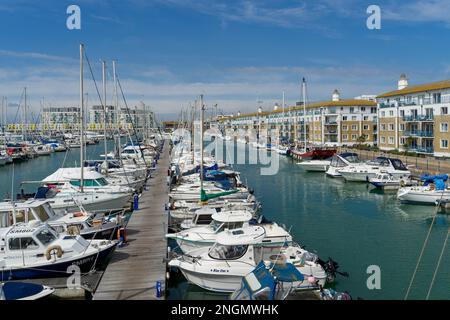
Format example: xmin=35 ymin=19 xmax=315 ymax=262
xmin=217 ymin=90 xmax=377 ymax=147
xmin=377 ymin=75 xmax=450 ymax=157
xmin=88 ymin=105 xmax=116 ymax=130
xmin=39 ymin=105 xmax=155 ymax=132
xmin=41 ymin=106 xmax=81 ymax=130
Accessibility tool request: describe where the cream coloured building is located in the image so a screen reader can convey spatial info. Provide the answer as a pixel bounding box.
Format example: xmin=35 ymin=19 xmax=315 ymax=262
xmin=377 ymin=75 xmax=450 ymax=157
xmin=218 ymin=90 xmax=377 ymax=147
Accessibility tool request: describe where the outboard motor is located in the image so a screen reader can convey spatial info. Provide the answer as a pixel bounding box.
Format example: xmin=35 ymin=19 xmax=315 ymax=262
xmin=317 ymin=257 xmax=349 ymax=283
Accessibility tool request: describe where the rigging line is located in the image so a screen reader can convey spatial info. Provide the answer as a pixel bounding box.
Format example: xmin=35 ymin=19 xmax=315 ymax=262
xmin=116 ymin=75 xmax=148 ymax=166
xmin=425 ymin=224 xmax=450 ymax=299
xmin=404 ymin=189 xmax=445 ymax=300
xmin=84 ymin=53 xmax=105 ymax=108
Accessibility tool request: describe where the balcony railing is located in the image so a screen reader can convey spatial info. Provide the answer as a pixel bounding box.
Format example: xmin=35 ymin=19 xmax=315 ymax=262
xmin=408 ymin=147 xmax=434 ymax=154
xmin=379 ymin=96 xmax=450 ymax=108
xmin=402 ymin=130 xmax=434 ymax=137
xmin=325 ymin=121 xmax=338 ymax=125
xmin=402 ymin=115 xmax=434 ymax=122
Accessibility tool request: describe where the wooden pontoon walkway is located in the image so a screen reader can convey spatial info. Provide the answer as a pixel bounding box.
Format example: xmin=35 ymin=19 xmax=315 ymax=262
xmin=93 ymin=144 xmax=169 ymax=300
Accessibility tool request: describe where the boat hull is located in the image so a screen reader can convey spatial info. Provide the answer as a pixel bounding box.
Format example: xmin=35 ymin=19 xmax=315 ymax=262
xmin=0 ymin=243 xmax=117 ymax=280
xmin=397 ymin=188 xmax=450 ymax=204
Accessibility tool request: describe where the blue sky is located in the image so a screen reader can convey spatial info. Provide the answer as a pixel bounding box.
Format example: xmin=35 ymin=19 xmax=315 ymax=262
xmin=1 ymin=0 xmax=450 ymax=120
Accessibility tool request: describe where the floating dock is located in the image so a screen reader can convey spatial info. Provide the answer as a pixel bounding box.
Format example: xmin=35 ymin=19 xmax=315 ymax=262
xmin=93 ymin=144 xmax=169 ymax=300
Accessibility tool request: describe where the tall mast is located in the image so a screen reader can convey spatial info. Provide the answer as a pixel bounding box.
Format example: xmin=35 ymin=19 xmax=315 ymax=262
xmin=191 ymin=101 xmax=195 ymax=164
xmin=23 ymin=87 xmax=27 ymax=139
xmin=102 ymin=60 xmax=108 ymax=164
xmin=302 ymin=78 xmax=307 ymax=152
xmin=282 ymin=91 xmax=285 ymax=145
xmin=79 ymin=44 xmax=85 ymax=193
xmin=113 ymin=60 xmax=120 ymax=157
xmin=200 ymin=95 xmax=204 ymax=192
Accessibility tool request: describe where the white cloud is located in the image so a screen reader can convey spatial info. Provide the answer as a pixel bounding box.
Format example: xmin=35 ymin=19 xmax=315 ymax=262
xmin=383 ymin=0 xmax=450 ymax=24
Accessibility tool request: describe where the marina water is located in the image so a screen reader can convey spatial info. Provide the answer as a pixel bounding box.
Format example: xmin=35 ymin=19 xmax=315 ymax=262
xmin=168 ymin=142 xmax=450 ymax=300
xmin=1 ymin=141 xmax=448 ymax=299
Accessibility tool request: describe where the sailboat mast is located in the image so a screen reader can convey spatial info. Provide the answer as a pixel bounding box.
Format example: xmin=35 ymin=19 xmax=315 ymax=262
xmin=102 ymin=60 xmax=108 ymax=164
xmin=200 ymin=95 xmax=204 ymax=192
xmin=191 ymin=101 xmax=195 ymax=164
xmin=113 ymin=60 xmax=120 ymax=157
xmin=79 ymin=44 xmax=85 ymax=193
xmin=302 ymin=78 xmax=307 ymax=152
xmin=282 ymin=91 xmax=285 ymax=145
xmin=23 ymin=87 xmax=27 ymax=139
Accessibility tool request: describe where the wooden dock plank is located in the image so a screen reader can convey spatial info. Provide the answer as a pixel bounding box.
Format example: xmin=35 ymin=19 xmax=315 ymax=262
xmin=93 ymin=143 xmax=169 ymax=300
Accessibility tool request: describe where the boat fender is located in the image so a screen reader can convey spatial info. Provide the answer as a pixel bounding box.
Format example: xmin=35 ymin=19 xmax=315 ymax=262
xmin=73 ymin=211 xmax=85 ymax=218
xmin=400 ymin=179 xmax=405 ymax=187
xmin=45 ymin=245 xmax=64 ymax=260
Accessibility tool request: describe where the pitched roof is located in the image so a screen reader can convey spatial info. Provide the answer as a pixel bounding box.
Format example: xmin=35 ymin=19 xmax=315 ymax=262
xmin=377 ymin=80 xmax=450 ymax=98
xmin=224 ymin=99 xmax=376 ymax=120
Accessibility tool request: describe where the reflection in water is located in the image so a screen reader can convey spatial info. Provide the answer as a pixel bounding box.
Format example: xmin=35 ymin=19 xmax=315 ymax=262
xmin=168 ymin=144 xmax=450 ymax=300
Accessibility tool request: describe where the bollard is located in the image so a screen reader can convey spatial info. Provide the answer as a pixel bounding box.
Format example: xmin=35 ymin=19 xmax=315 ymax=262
xmin=120 ymin=227 xmax=127 ymax=242
xmin=133 ymin=194 xmax=139 ymax=210
xmin=156 ymin=281 xmax=162 ymax=298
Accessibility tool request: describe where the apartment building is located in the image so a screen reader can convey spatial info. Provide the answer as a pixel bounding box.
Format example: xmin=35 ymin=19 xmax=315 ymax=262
xmin=218 ymin=90 xmax=377 ymax=146
xmin=42 ymin=106 xmax=81 ymax=130
xmin=377 ymin=75 xmax=450 ymax=157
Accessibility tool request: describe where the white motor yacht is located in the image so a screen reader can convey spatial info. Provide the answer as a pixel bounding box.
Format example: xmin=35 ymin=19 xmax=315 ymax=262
xmin=168 ymin=226 xmax=327 ymax=293
xmin=0 ymin=221 xmax=117 ymax=280
xmin=339 ymin=157 xmax=410 ymax=182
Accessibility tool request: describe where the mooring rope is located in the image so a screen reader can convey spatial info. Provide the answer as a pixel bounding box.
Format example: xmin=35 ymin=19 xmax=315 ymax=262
xmin=425 ymin=225 xmax=450 ymax=299
xmin=404 ymin=188 xmax=445 ymax=300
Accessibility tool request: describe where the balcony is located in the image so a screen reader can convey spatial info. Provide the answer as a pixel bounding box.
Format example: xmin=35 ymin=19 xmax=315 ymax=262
xmin=325 ymin=121 xmax=338 ymax=125
xmin=408 ymin=146 xmax=434 ymax=154
xmin=402 ymin=130 xmax=434 ymax=137
xmin=402 ymin=115 xmax=434 ymax=122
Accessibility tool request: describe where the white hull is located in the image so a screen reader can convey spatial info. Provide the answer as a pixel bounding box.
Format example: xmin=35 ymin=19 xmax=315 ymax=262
xmin=298 ymin=160 xmax=330 ymax=172
xmin=340 ymin=170 xmax=409 ymax=182
xmin=326 ymin=166 xmax=342 ymax=177
xmin=397 ymin=188 xmax=450 ymax=204
xmin=50 ymin=193 xmax=131 ymax=214
xmin=173 ymin=260 xmax=327 ymax=293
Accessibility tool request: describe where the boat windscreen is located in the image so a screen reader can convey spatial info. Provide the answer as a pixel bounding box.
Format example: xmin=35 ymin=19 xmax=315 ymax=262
xmin=390 ymin=159 xmax=408 ymax=170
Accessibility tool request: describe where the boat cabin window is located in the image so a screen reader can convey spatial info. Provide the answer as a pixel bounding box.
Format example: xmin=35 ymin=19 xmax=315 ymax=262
xmin=209 ymin=244 xmax=248 ymax=260
xmin=32 ymin=206 xmax=50 ymax=222
xmin=210 ymin=220 xmax=223 ymax=232
xmin=35 ymin=229 xmax=57 ymax=246
xmin=95 ymin=178 xmax=109 ymax=186
xmin=195 ymin=214 xmax=212 ymax=225
xmin=12 ymin=209 xmax=27 ymax=224
xmin=391 ymin=159 xmax=408 ymax=171
xmin=8 ymin=237 xmax=39 ymax=250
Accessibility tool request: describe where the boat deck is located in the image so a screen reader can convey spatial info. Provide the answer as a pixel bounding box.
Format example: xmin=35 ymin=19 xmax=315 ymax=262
xmin=93 ymin=143 xmax=169 ymax=300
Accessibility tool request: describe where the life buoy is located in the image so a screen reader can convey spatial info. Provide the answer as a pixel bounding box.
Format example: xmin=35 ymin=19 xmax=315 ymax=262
xmin=45 ymin=245 xmax=64 ymax=260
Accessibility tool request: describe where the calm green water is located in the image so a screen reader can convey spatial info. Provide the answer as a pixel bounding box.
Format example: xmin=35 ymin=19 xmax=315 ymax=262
xmin=0 ymin=142 xmax=113 ymax=199
xmin=167 ymin=143 xmax=450 ymax=300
